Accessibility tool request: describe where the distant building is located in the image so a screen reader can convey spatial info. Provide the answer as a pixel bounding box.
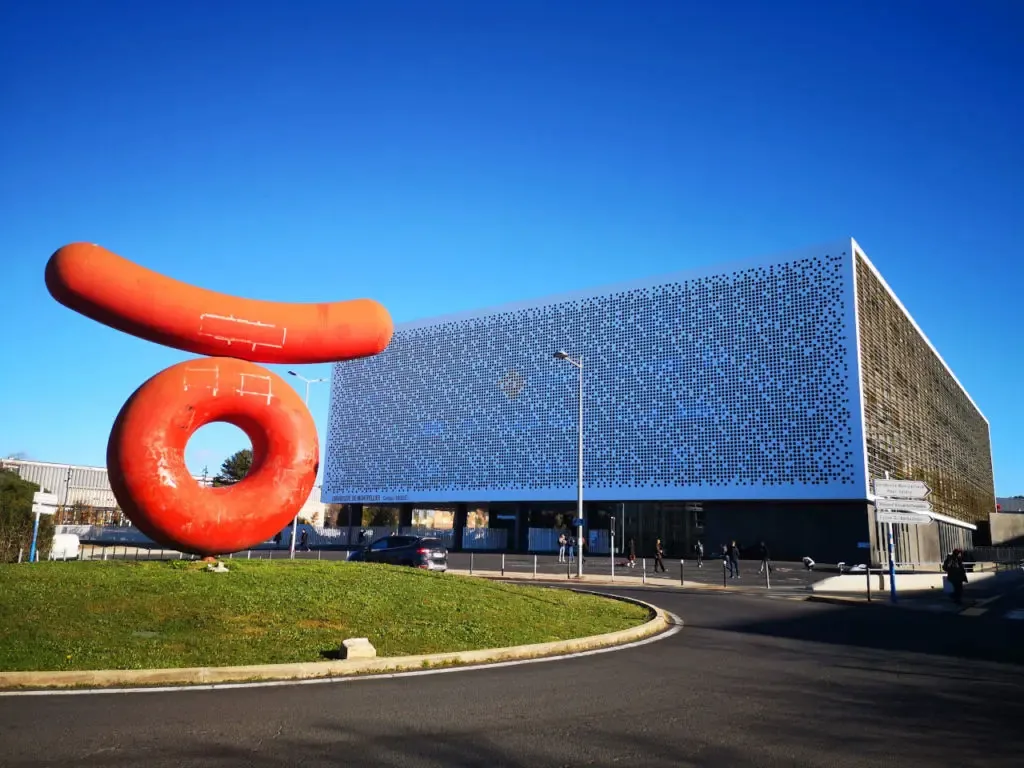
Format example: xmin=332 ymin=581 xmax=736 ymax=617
xmin=996 ymin=497 xmax=1024 ymax=514
xmin=323 ymin=238 xmax=993 ymax=564
xmin=0 ymin=457 xmax=326 ymax=527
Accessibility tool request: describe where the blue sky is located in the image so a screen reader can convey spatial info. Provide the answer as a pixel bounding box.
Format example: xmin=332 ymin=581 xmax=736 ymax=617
xmin=1 ymin=0 xmax=1021 ymax=493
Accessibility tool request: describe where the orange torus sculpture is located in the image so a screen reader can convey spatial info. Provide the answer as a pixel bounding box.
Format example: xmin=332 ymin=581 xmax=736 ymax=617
xmin=45 ymin=243 xmax=393 ymax=556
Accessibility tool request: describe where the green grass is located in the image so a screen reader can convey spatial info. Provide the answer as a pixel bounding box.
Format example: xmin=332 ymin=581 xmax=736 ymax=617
xmin=0 ymin=560 xmax=649 ymax=672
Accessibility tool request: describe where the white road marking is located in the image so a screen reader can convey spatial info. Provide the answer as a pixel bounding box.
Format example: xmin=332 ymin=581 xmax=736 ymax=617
xmin=0 ymin=623 xmax=681 ymax=698
xmin=1005 ymin=610 xmax=1024 ymax=621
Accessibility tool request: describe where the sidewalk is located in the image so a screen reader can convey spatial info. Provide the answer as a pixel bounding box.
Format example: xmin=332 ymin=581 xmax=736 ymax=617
xmin=446 ymin=567 xmax=795 ymax=595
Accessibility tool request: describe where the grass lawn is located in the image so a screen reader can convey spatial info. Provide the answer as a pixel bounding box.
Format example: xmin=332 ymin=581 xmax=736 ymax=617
xmin=0 ymin=560 xmax=650 ymax=672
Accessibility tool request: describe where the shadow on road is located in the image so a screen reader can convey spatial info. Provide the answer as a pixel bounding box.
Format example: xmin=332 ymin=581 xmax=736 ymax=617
xmin=716 ymin=599 xmax=1024 ymax=667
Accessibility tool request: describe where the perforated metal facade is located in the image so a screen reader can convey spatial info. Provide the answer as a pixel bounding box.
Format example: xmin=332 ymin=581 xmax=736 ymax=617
xmin=854 ymin=253 xmax=994 ymax=523
xmin=324 ymin=241 xmax=869 ymax=503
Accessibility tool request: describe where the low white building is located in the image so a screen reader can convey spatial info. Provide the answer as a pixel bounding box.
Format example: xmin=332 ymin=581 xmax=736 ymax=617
xmin=0 ymin=457 xmax=326 ymax=526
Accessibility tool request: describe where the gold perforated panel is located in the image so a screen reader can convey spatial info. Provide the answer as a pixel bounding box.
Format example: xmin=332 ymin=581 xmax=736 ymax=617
xmin=855 ymin=256 xmax=994 ymax=522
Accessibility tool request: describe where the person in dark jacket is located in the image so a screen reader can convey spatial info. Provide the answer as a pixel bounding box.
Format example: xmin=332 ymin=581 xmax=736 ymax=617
xmin=728 ymin=541 xmax=741 ymax=579
xmin=943 ymin=548 xmax=968 ymax=604
xmin=758 ymin=541 xmax=772 ymax=575
xmin=653 ymin=538 xmax=666 ymax=573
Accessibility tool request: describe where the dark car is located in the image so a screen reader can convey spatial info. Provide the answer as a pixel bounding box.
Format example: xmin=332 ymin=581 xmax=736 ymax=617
xmin=348 ymin=535 xmax=448 ymax=572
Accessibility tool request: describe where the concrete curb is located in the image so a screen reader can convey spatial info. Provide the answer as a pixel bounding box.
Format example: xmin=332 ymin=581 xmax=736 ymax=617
xmin=804 ymin=594 xmax=961 ymax=612
xmin=0 ymin=591 xmax=671 ymax=691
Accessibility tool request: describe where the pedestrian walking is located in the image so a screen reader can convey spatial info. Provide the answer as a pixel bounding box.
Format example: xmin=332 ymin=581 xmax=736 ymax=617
xmin=627 ymin=537 xmax=637 ymax=569
xmin=695 ymin=540 xmax=704 ymax=567
xmin=653 ymin=538 xmax=666 ymax=573
xmin=299 ymin=528 xmax=310 ymax=552
xmin=728 ymin=540 xmax=741 ymax=579
xmin=943 ymin=548 xmax=968 ymax=605
xmin=568 ymin=538 xmax=576 ymax=563
xmin=558 ymin=532 xmax=567 ymax=563
xmin=757 ymin=541 xmax=773 ymax=575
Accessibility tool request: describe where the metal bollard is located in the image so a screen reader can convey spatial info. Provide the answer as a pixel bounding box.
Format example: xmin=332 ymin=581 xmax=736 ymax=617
xmin=723 ymin=559 xmax=728 ymax=587
xmin=247 ymin=550 xmax=251 ymax=560
xmin=866 ymin=566 xmax=872 ymax=602
xmin=533 ymin=554 xmax=537 ymax=579
xmin=501 ymin=553 xmax=505 ymax=577
xmin=317 ymin=549 xmax=321 ymax=561
xmin=103 ymin=547 xmax=108 ymax=561
xmin=764 ymin=563 xmax=771 ymax=589
xmin=642 ymin=558 xmax=647 ymax=584
xmin=17 ymin=548 xmax=23 ymax=563
xmin=229 ymin=552 xmax=234 ymax=560
xmin=470 ymin=552 xmax=474 ymax=575
xmin=680 ymin=559 xmax=685 ymax=586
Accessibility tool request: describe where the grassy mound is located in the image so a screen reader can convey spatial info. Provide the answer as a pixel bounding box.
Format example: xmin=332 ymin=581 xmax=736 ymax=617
xmin=0 ymin=560 xmax=649 ymax=672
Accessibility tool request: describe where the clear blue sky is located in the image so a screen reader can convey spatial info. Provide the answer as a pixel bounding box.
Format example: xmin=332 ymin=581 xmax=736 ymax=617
xmin=1 ymin=1 xmax=1021 ymax=493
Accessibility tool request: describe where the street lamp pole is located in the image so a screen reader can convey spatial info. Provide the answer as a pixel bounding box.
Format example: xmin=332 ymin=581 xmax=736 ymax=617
xmin=554 ymin=351 xmax=584 ymax=578
xmin=287 ymin=370 xmax=326 ymax=560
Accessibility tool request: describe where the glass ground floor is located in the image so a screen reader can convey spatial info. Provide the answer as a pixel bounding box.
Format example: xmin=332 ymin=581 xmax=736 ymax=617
xmin=334 ymin=499 xmax=883 ymax=565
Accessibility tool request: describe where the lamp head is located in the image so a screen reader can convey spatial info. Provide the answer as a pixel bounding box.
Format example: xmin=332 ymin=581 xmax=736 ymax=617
xmin=553 ymin=351 xmax=569 ymax=360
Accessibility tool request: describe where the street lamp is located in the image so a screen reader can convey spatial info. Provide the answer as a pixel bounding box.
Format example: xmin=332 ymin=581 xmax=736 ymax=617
xmin=553 ymin=350 xmax=584 ymax=578
xmin=286 ymin=370 xmax=326 ymax=560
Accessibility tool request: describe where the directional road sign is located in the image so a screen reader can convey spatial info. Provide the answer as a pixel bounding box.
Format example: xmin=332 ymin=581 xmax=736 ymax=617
xmin=872 ymin=479 xmax=931 ymax=500
xmin=31 ymin=491 xmax=58 ymax=516
xmin=875 ymin=498 xmax=933 ymax=514
xmin=876 ymin=511 xmax=932 ymax=525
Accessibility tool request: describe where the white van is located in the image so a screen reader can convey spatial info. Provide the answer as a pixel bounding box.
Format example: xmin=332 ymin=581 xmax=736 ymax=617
xmin=49 ymin=533 xmax=81 ymax=560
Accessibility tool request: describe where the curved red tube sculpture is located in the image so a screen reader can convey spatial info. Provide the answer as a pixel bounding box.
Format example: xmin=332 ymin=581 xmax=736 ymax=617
xmin=45 ymin=243 xmax=394 ymax=556
xmin=46 ymin=242 xmax=393 ymax=364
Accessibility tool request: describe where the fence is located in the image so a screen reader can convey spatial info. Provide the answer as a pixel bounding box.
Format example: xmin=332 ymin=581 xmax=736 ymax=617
xmin=57 ymin=524 xmax=508 ymax=552
xmin=461 ymin=528 xmax=507 ymax=550
xmin=57 ymin=524 xmax=354 ymax=549
xmin=966 ymin=546 xmax=1024 ymax=568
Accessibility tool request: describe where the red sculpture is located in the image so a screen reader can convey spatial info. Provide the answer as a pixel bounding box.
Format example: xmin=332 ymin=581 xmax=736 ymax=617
xmin=46 ymin=243 xmax=393 ymax=556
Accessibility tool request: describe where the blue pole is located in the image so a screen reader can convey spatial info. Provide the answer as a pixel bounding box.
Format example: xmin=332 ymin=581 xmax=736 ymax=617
xmin=887 ymin=522 xmax=897 ymax=603
xmin=28 ymin=511 xmax=41 ymax=563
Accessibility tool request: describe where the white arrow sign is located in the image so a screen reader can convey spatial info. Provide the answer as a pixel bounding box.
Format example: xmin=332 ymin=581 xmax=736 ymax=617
xmin=876 ymin=498 xmax=933 ymax=514
xmin=876 ymin=511 xmax=932 ymax=525
xmin=872 ymin=479 xmax=931 ymax=500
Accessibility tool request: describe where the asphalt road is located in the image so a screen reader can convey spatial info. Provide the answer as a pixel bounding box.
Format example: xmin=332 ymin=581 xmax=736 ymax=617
xmin=4 ymin=579 xmax=1024 ymax=768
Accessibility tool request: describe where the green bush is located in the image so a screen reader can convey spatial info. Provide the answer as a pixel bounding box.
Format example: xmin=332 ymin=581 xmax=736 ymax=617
xmin=0 ymin=469 xmax=53 ymax=563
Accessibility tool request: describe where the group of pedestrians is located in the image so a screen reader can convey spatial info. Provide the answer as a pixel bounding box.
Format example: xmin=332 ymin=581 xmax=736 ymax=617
xmin=557 ymin=532 xmax=588 ymax=564
xmin=621 ymin=536 xmax=665 ymax=571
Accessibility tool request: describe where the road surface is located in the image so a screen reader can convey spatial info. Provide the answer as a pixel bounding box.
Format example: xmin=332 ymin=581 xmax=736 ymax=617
xmin=3 ymin=580 xmax=1023 ymax=767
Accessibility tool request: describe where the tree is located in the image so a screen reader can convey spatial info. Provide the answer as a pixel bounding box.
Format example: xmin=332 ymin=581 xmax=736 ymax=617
xmin=0 ymin=468 xmax=52 ymax=563
xmin=213 ymin=449 xmax=253 ymax=487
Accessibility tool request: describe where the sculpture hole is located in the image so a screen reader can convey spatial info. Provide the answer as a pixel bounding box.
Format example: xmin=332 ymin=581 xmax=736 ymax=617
xmin=185 ymin=423 xmax=253 ymax=487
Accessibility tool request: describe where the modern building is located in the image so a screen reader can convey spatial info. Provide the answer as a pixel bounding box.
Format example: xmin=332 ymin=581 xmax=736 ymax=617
xmin=0 ymin=458 xmax=328 ymax=527
xmin=323 ymin=238 xmax=994 ymax=564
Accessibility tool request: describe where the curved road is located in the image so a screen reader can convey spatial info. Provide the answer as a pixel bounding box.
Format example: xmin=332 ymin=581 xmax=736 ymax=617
xmin=3 ymin=585 xmax=1023 ymax=767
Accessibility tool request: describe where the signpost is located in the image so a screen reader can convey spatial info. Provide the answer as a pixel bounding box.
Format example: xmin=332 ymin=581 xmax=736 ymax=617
xmin=875 ymin=498 xmax=933 ymax=514
xmin=29 ymin=492 xmax=58 ymax=563
xmin=610 ymin=516 xmax=616 ymax=580
xmin=872 ymin=479 xmax=930 ymax=500
xmin=875 ymin=511 xmax=931 ymax=526
xmin=871 ymin=477 xmax=933 ymax=604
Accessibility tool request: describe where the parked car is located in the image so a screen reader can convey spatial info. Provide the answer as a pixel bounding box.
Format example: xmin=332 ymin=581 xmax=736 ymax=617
xmin=347 ymin=535 xmax=448 ymax=572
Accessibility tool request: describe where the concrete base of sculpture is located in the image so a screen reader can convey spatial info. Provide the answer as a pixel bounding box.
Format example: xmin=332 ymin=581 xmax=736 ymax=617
xmin=205 ymin=562 xmax=230 ymax=573
xmin=340 ymin=638 xmax=377 ymax=660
